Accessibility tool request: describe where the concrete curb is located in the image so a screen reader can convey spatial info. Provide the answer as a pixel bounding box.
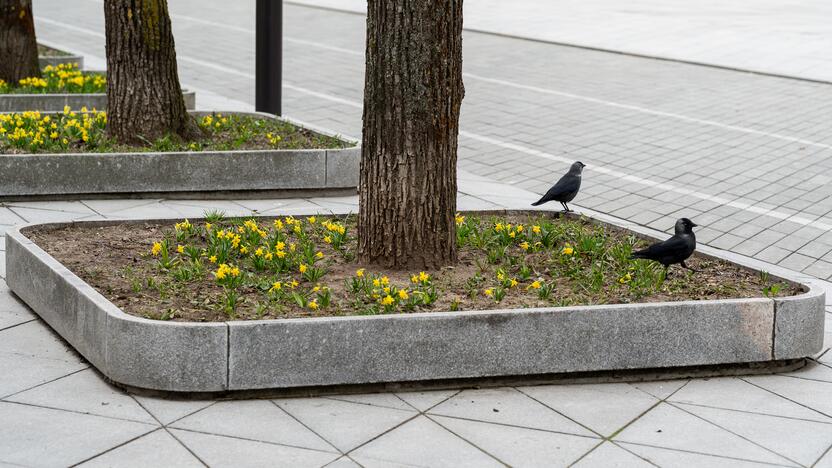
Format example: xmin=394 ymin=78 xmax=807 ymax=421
xmin=38 ymin=55 xmax=84 ymax=70
xmin=5 ymin=210 xmax=825 ymax=392
xmin=38 ymin=42 xmax=85 ymax=70
xmin=0 ymin=85 xmax=196 ymax=113
xmin=0 ymin=111 xmax=359 ymax=198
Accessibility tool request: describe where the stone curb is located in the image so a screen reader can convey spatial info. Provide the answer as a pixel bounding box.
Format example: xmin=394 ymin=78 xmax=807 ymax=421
xmin=38 ymin=41 xmax=85 ymax=70
xmin=5 ymin=210 xmax=825 ymax=392
xmin=0 ymin=85 xmax=196 ymax=112
xmin=0 ymin=111 xmax=359 ymax=198
xmin=38 ymin=55 xmax=84 ymax=70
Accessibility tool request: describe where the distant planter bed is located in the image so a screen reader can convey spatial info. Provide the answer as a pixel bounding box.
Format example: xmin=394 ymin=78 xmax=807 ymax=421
xmin=6 ymin=210 xmax=825 ymax=392
xmin=38 ymin=43 xmax=84 ymax=70
xmin=0 ymin=111 xmax=359 ymax=197
xmin=0 ymin=63 xmax=194 ymax=112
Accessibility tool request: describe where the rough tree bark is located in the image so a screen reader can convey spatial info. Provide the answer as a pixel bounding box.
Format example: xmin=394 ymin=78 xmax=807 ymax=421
xmin=0 ymin=0 xmax=40 ymax=83
xmin=358 ymin=0 xmax=465 ymax=270
xmin=103 ymin=0 xmax=199 ymax=143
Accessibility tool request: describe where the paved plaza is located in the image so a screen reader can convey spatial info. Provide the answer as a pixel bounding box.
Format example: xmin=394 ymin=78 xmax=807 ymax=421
xmin=1 ymin=0 xmax=831 ymax=466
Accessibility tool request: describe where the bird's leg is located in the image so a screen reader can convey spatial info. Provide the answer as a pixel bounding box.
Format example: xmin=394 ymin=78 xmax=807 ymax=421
xmin=562 ymin=202 xmax=572 ymax=213
xmin=663 ymin=265 xmax=671 ymax=279
xmin=681 ymin=261 xmax=699 ymax=273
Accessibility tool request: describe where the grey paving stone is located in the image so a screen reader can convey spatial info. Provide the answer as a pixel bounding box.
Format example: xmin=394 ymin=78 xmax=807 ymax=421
xmin=519 ymin=383 xmax=659 ymax=437
xmin=275 ymin=397 xmax=414 ymax=452
xmin=429 ymin=387 xmax=594 ymax=437
xmin=778 ymin=252 xmax=817 ymax=272
xmin=131 ymin=396 xmax=215 ymax=426
xmin=170 ymin=400 xmax=335 ymax=453
xmin=0 ymin=279 xmax=35 ymax=331
xmin=395 ymin=390 xmax=459 ymax=412
xmin=741 ymin=375 xmax=832 ymax=417
xmin=628 ymin=380 xmax=688 ymax=400
xmin=755 ymin=245 xmax=792 ymax=264
xmin=681 ymin=403 xmax=832 ymax=466
xmin=0 ymin=351 xmax=88 ymax=399
xmin=433 ymin=415 xmax=601 ymax=467
xmin=573 ymin=441 xmax=653 ymax=467
xmin=6 ymin=368 xmax=157 ymax=425
xmin=669 ymin=377 xmax=830 ymax=422
xmin=170 ymin=429 xmax=340 ymax=468
xmin=622 ymin=443 xmax=782 ymax=468
xmin=351 ymin=416 xmax=502 ymax=468
xmin=0 ymin=401 xmax=156 ymax=467
xmin=614 ymin=403 xmax=793 ymax=465
xmin=78 ymin=429 xmax=203 ymax=468
xmin=326 ymin=393 xmax=414 ymax=412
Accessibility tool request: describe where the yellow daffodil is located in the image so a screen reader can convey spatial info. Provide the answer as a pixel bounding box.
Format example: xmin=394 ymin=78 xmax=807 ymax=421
xmin=356 ymin=268 xmax=365 ymax=277
xmin=151 ymin=242 xmax=162 ymax=256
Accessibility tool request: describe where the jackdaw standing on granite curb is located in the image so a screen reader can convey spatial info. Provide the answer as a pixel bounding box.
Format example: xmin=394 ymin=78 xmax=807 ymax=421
xmin=631 ymin=218 xmax=698 ymax=274
xmin=531 ymin=161 xmax=585 ymax=212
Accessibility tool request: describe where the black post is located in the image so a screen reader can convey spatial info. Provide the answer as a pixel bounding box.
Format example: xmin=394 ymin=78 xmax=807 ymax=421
xmin=255 ymin=0 xmax=282 ymax=115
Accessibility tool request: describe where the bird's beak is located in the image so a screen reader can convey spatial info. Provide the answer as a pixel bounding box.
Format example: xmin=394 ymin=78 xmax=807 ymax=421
xmin=691 ymin=223 xmax=699 ymax=227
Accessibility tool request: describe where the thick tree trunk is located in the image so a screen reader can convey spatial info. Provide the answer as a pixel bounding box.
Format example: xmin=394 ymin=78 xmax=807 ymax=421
xmin=0 ymin=0 xmax=40 ymax=83
xmin=103 ymin=0 xmax=199 ymax=143
xmin=358 ymin=0 xmax=464 ymax=270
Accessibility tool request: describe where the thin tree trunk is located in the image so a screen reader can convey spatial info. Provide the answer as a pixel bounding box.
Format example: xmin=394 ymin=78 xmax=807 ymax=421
xmin=358 ymin=0 xmax=464 ymax=270
xmin=0 ymin=0 xmax=40 ymax=84
xmin=103 ymin=0 xmax=199 ymax=143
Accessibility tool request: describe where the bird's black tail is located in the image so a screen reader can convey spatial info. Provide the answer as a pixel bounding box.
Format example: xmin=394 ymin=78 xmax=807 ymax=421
xmin=630 ymin=250 xmax=648 ymax=260
xmin=531 ymin=196 xmax=547 ymax=206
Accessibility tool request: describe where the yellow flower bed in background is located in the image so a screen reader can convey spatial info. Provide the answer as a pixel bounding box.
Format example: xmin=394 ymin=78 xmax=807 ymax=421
xmin=0 ymin=63 xmax=106 ymax=94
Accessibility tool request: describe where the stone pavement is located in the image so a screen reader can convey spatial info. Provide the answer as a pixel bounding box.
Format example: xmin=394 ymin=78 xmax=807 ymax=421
xmin=0 ymin=0 xmax=829 ymax=466
xmin=289 ymin=0 xmax=832 ymax=83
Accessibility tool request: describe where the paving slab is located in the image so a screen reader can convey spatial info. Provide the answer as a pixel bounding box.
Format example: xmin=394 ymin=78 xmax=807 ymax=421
xmin=668 ymin=376 xmax=831 ymax=422
xmin=622 ymin=443 xmax=785 ymax=468
xmin=520 ymin=383 xmax=659 ymax=437
xmin=131 ymin=396 xmax=215 ymax=426
xmin=428 ymin=387 xmax=594 ymax=437
xmin=572 ymin=441 xmax=653 ymax=467
xmin=170 ymin=429 xmax=340 ymax=468
xmin=614 ymin=402 xmax=794 ymax=465
xmin=0 ymin=401 xmax=156 ymax=468
xmin=6 ymin=368 xmax=157 ymax=425
xmin=274 ymin=397 xmax=415 ymax=452
xmin=78 ymin=429 xmax=204 ymax=468
xmin=170 ymin=400 xmax=335 ymax=453
xmin=0 ymin=279 xmax=35 ymax=331
xmin=680 ymin=403 xmax=832 ymax=466
xmin=433 ymin=415 xmax=600 ymax=467
xmin=350 ymin=415 xmax=502 ymax=468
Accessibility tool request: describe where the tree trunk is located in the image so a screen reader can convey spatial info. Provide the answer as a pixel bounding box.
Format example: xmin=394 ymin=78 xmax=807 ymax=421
xmin=358 ymin=0 xmax=464 ymax=270
xmin=103 ymin=0 xmax=199 ymax=143
xmin=0 ymin=0 xmax=40 ymax=84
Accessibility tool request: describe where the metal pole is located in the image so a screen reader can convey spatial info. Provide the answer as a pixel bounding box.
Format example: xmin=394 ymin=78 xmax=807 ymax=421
xmin=255 ymin=0 xmax=282 ymax=115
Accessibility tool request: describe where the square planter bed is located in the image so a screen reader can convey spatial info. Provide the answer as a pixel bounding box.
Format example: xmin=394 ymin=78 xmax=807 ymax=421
xmin=5 ymin=210 xmax=825 ymax=393
xmin=0 ymin=111 xmax=359 ymax=198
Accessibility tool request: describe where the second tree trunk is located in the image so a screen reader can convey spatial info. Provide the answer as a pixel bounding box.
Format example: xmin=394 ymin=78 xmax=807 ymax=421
xmin=358 ymin=0 xmax=465 ymax=270
xmin=103 ymin=0 xmax=198 ymax=143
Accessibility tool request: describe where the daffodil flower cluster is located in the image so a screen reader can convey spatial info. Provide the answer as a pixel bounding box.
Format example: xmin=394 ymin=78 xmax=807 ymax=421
xmin=0 ymin=107 xmax=106 ymax=152
xmin=0 ymin=64 xmax=106 ymax=94
xmin=348 ymin=270 xmax=438 ymax=313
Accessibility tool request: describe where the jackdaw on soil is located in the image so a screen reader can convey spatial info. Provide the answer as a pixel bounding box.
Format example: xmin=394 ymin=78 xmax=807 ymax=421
xmin=631 ymin=218 xmax=698 ymax=273
xmin=531 ymin=161 xmax=585 ymax=212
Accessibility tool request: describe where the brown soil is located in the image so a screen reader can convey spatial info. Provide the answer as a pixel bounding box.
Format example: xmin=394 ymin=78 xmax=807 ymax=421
xmin=25 ymin=214 xmax=802 ymax=322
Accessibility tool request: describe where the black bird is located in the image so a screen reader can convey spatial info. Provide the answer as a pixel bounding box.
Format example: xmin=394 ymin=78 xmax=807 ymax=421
xmin=631 ymin=218 xmax=698 ymax=273
xmin=531 ymin=161 xmax=585 ymax=212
